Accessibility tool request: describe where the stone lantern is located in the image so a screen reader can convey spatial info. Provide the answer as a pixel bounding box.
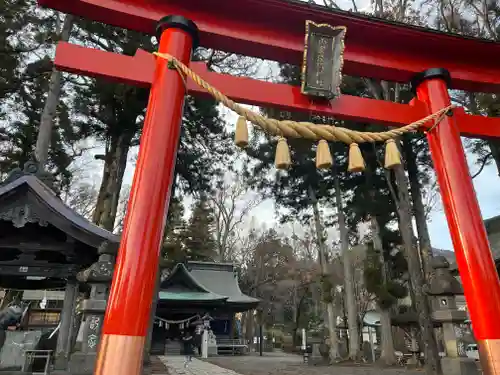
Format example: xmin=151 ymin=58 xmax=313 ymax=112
xmin=427 ymin=256 xmax=478 ymax=375
xmin=68 ymin=241 xmax=116 ymax=374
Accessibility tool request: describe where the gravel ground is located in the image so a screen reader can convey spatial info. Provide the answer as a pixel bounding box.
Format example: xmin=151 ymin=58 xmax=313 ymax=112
xmin=205 ymin=353 xmax=424 ymax=375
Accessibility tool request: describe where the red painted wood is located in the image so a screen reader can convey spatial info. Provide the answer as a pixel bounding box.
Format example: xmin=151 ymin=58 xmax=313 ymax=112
xmin=40 ymin=0 xmax=500 ymax=92
xmin=101 ymin=27 xmax=193 ymax=337
xmin=55 ymin=42 xmax=500 ymax=139
xmin=416 ymin=78 xmax=500 ymax=340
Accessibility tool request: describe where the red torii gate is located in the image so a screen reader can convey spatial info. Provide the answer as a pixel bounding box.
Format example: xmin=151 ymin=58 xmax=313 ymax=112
xmin=38 ymin=0 xmax=500 ymax=374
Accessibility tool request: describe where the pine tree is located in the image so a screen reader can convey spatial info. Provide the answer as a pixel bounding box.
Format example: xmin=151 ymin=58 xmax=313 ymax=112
xmin=0 ymin=0 xmax=34 ymax=103
xmin=0 ymin=57 xmax=80 ymax=190
xmin=162 ymin=198 xmax=188 ymax=263
xmin=183 ymin=196 xmax=217 ymax=261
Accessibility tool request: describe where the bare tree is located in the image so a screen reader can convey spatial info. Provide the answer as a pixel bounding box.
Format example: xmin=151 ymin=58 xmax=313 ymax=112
xmin=61 ymin=164 xmax=99 ymax=220
xmin=114 ymin=185 xmax=131 ymax=234
xmin=63 ymin=182 xmax=98 ymax=220
xmin=209 ymin=172 xmax=262 ymax=261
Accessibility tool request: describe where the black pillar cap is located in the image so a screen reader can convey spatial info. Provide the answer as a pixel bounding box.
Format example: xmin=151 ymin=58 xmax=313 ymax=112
xmin=156 ymin=15 xmax=199 ymax=49
xmin=410 ymin=68 xmax=452 ymax=94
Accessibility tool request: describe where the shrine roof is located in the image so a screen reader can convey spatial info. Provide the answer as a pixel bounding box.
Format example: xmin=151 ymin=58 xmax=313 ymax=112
xmin=158 ymin=291 xmax=227 ymax=302
xmin=450 ymin=215 xmax=500 ymax=275
xmin=159 ymin=262 xmax=259 ymax=308
xmin=0 ymin=174 xmax=119 ymax=249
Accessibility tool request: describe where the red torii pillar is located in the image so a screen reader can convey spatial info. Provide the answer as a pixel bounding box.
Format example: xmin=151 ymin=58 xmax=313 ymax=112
xmin=94 ymin=16 xmax=198 ymax=374
xmin=412 ymin=69 xmax=500 ymax=373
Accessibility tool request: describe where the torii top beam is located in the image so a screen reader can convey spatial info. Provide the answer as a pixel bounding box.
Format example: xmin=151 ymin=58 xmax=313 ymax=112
xmin=39 ymin=0 xmax=500 ymax=93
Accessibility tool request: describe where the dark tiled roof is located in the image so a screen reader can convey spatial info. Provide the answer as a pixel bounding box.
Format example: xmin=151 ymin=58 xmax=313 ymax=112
xmin=188 ymin=262 xmax=259 ymax=304
xmin=449 ymin=215 xmax=500 ymax=274
xmin=160 ymin=262 xmax=259 ymax=306
xmin=0 ymin=175 xmax=118 ymax=248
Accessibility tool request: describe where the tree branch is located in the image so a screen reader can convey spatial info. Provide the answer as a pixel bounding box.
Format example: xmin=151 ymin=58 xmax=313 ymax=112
xmin=471 ymin=152 xmax=492 ymax=179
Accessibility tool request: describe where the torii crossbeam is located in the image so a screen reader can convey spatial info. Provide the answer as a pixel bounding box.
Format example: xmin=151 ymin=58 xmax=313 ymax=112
xmin=37 ymin=0 xmax=500 ymax=374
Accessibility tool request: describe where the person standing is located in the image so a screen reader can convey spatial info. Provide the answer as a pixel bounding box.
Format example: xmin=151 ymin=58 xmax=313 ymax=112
xmin=194 ymin=323 xmax=203 ymax=356
xmin=182 ymin=330 xmax=194 ymax=368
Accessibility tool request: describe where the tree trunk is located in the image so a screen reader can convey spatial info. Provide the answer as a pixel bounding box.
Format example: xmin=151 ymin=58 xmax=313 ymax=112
xmin=325 ymin=303 xmax=339 ymax=361
xmin=245 ymin=311 xmax=254 ymax=346
xmin=35 ymin=14 xmax=74 ymax=168
xmin=379 ymin=309 xmax=395 ymax=363
xmin=371 ymin=217 xmax=397 ymax=365
xmin=393 ymin=163 xmax=441 ymax=375
xmin=92 ymin=132 xmax=131 ymax=230
xmin=334 ymin=174 xmax=360 ymax=360
xmin=403 ymin=137 xmax=433 ymax=278
xmin=487 ymin=139 xmax=500 ymax=176
xmin=309 ymin=187 xmax=339 ymax=362
xmin=292 ymin=285 xmax=298 ymax=346
xmin=143 ymin=269 xmax=161 ymax=366
xmin=363 ymin=158 xmax=396 ymax=365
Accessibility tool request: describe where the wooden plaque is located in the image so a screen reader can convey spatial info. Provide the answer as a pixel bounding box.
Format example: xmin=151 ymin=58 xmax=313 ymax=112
xmin=301 ymin=21 xmax=346 ymax=100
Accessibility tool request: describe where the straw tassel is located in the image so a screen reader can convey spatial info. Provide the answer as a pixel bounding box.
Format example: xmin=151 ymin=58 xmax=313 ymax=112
xmin=235 ymin=116 xmax=249 ymax=148
xmin=275 ymin=137 xmax=291 ymax=170
xmin=384 ymin=139 xmax=402 ymax=169
xmin=316 ymin=140 xmax=333 ymax=169
xmin=348 ymin=143 xmax=365 ymax=172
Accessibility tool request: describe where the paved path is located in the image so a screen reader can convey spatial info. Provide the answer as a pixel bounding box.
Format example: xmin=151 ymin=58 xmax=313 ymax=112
xmin=159 ymin=356 xmax=243 ymax=375
xmin=206 ymin=354 xmax=423 ymax=375
xmin=160 ymin=354 xmax=424 ymax=375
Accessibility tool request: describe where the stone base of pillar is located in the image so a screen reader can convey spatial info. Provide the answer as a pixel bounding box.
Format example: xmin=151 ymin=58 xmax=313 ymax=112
xmin=405 ymin=356 xmax=419 ymax=368
xmin=311 ymin=343 xmax=322 ymax=359
xmin=66 ymin=352 xmax=97 ymax=375
xmin=441 ymin=357 xmax=479 ymax=375
xmin=142 ymin=354 xmax=153 ymax=375
xmin=53 ymin=353 xmax=70 ymax=371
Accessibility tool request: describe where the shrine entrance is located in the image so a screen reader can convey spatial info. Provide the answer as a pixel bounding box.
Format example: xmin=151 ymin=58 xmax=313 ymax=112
xmin=36 ymin=0 xmax=500 ymax=374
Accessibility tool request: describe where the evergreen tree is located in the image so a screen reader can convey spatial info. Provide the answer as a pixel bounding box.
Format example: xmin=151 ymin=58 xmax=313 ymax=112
xmin=0 ymin=1 xmax=80 ymax=188
xmin=70 ymin=19 xmax=232 ymax=229
xmin=0 ymin=57 xmax=81 ymax=190
xmin=0 ymin=0 xmax=37 ymax=102
xmin=183 ymin=196 xmax=217 ymax=261
xmin=162 ymin=198 xmax=188 ymax=263
xmin=363 ymin=231 xmax=408 ymax=309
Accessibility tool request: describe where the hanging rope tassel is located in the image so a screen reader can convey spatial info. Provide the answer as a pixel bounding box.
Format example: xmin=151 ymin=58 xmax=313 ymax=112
xmin=235 ymin=116 xmax=249 ymax=148
xmin=275 ymin=137 xmax=291 ymax=170
xmin=316 ymin=140 xmax=333 ymax=169
xmin=384 ymin=139 xmax=402 ymax=169
xmin=348 ymin=143 xmax=365 ymax=172
xmin=153 ymin=53 xmax=455 ymax=173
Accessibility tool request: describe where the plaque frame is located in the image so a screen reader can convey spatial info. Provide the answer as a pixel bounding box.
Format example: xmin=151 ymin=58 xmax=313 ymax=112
xmin=301 ymin=20 xmax=346 ymax=100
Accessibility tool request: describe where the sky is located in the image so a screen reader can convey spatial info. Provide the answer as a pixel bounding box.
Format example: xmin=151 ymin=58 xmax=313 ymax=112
xmin=81 ymin=0 xmax=500 ymax=253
